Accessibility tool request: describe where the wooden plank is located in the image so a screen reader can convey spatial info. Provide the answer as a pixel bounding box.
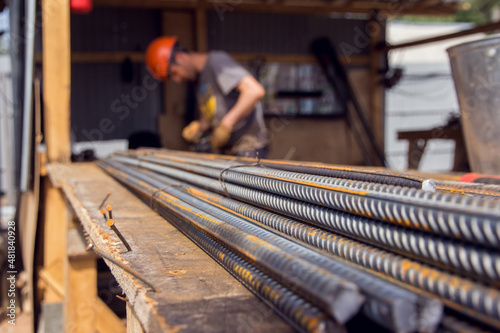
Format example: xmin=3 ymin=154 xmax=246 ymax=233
xmin=126 ymin=303 xmax=145 ymax=333
xmin=39 ymin=260 xmax=65 ymax=299
xmin=382 ymin=20 xmax=500 ymax=51
xmin=42 ymin=0 xmax=71 ymax=163
xmin=65 ymin=221 xmax=97 ymax=332
xmin=72 ymin=52 xmax=144 ymax=63
xmin=231 ymin=53 xmax=369 ymax=66
xmin=407 ymin=138 xmax=427 ymax=169
xmin=38 ymin=51 xmax=368 ymax=66
xmin=41 ymin=177 xmax=67 ymax=302
xmin=47 ymin=162 xmax=292 ymax=332
xmin=17 ymin=75 xmax=43 ymax=332
xmin=64 ymin=255 xmax=97 ymax=332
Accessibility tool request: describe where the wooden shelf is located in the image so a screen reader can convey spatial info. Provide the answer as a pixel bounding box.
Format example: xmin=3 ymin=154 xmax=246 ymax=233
xmin=36 ymin=51 xmax=368 ymax=66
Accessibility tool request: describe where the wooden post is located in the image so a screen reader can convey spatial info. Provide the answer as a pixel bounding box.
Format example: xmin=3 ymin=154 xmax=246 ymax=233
xmin=40 ymin=1 xmax=72 ymax=329
xmin=64 ymin=225 xmax=97 ymax=333
xmin=42 ymin=0 xmax=71 ymax=163
xmin=196 ymin=7 xmax=208 ymax=52
xmin=369 ymin=13 xmax=385 ymax=166
xmin=157 ymin=11 xmax=195 ymax=150
xmin=41 ymin=177 xmax=67 ymax=303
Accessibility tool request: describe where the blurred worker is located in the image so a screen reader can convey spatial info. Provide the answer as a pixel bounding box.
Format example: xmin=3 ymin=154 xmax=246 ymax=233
xmin=145 ymin=37 xmax=268 ymax=158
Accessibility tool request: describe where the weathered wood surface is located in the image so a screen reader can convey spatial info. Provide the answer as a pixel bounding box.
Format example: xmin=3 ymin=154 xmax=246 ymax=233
xmin=47 ymin=162 xmax=292 ymax=333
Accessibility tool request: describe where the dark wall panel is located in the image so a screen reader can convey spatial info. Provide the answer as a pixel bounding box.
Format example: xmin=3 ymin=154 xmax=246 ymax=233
xmin=207 ymin=12 xmax=372 ymax=56
xmin=71 ymin=8 xmax=161 ymax=52
xmin=70 ymin=8 xmax=162 ymax=142
xmin=71 ymin=63 xmax=162 ymax=142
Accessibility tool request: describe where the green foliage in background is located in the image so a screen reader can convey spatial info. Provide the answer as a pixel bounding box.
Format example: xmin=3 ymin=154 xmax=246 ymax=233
xmin=401 ymin=0 xmax=500 ymax=24
xmin=455 ymin=0 xmax=500 ymax=23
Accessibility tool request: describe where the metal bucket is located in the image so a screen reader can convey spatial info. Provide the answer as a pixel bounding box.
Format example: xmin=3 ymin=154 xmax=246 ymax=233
xmin=447 ymin=36 xmax=500 ymax=174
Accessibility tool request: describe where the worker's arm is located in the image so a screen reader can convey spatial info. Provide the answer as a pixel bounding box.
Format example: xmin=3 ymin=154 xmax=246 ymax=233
xmin=220 ymin=75 xmax=265 ymax=129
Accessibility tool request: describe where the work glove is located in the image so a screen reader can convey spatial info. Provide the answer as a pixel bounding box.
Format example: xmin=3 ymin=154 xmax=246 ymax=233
xmin=211 ymin=124 xmax=232 ymax=150
xmin=182 ymin=121 xmax=203 ymax=143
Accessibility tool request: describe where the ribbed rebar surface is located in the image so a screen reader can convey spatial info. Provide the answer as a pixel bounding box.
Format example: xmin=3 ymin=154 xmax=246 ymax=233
xmin=98 ymin=149 xmax=500 ymax=332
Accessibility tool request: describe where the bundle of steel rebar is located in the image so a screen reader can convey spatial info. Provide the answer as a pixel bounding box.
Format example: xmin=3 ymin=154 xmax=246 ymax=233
xmin=98 ymin=149 xmax=500 ymax=333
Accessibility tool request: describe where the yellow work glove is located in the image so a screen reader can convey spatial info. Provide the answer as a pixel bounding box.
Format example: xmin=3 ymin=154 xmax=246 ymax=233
xmin=182 ymin=121 xmax=202 ymax=143
xmin=211 ymin=124 xmax=232 ymax=150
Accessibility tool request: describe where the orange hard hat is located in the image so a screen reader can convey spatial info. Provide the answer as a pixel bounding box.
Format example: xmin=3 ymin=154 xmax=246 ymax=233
xmin=145 ymin=36 xmax=178 ymax=80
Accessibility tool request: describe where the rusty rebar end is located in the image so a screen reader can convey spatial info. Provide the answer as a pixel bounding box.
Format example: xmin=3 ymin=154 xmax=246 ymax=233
xmin=100 ymin=208 xmax=106 ymax=215
xmin=106 ymin=204 xmax=113 ymax=211
xmin=107 ymin=219 xmax=115 ymax=227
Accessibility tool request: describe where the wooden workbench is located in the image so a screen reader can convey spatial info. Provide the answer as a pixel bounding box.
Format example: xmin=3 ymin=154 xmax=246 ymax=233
xmin=47 ymin=162 xmax=292 ymax=332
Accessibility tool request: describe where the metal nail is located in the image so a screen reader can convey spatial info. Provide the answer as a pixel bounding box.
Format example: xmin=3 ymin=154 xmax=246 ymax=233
xmin=106 ymin=204 xmax=113 ymax=220
xmin=107 ymin=219 xmax=132 ymax=252
xmin=100 ymin=208 xmax=108 ymax=222
xmin=86 ymin=243 xmax=157 ymax=291
xmin=98 ymin=191 xmax=112 ymax=210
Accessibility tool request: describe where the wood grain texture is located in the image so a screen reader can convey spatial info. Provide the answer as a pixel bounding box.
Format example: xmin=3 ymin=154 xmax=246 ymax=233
xmin=47 ymin=162 xmax=292 ymax=332
xmin=42 ymin=0 xmax=71 ymax=163
xmin=41 ymin=177 xmax=68 ymax=302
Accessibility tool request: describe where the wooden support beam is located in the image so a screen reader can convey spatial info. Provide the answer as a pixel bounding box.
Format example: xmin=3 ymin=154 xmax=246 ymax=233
xmin=93 ymin=0 xmax=461 ymax=16
xmin=64 ymin=226 xmax=97 ymax=333
xmin=41 ymin=177 xmax=67 ymax=303
xmin=196 ymin=6 xmax=208 ymax=52
xmin=42 ymin=0 xmax=71 ymax=163
xmin=381 ymin=20 xmax=500 ymax=51
xmin=72 ymin=52 xmax=144 ymax=63
xmin=159 ymin=11 xmax=194 ymax=150
xmin=37 ymin=52 xmax=369 ymax=66
xmin=38 ymin=261 xmax=65 ymax=299
xmin=369 ymin=15 xmax=385 ymax=166
xmin=231 ymin=53 xmax=369 ymax=66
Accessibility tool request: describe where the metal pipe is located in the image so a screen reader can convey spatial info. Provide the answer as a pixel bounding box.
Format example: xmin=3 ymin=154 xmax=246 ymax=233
xmin=20 ymin=0 xmax=37 ymax=191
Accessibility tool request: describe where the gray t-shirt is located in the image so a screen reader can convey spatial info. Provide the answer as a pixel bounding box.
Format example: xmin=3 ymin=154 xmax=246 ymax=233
xmin=196 ymin=51 xmax=268 ymax=152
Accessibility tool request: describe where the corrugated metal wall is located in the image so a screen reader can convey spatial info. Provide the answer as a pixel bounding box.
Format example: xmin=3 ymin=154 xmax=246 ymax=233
xmin=70 ymin=8 xmax=162 ymax=142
